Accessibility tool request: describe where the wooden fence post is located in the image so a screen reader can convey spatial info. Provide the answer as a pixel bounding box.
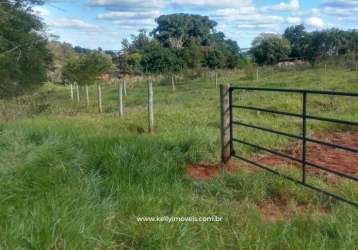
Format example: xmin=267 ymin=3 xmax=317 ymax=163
xmin=85 ymin=85 xmax=89 ymax=107
xmin=76 ymin=83 xmax=80 ymax=103
xmin=215 ymin=72 xmax=218 ymax=89
xmin=97 ymin=84 xmax=102 ymax=113
xmin=118 ymin=82 xmax=123 ymax=117
xmin=171 ymin=74 xmax=176 ymax=92
xmin=256 ymin=68 xmax=259 ymax=81
xmin=220 ymin=84 xmax=231 ymax=164
xmin=70 ymin=83 xmax=74 ymax=101
xmin=123 ymin=80 xmax=127 ymax=96
xmin=147 ymin=79 xmax=154 ymax=133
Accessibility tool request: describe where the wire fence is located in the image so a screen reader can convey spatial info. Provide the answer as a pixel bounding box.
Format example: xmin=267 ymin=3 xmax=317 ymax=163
xmin=1 ymin=62 xmax=357 ymax=121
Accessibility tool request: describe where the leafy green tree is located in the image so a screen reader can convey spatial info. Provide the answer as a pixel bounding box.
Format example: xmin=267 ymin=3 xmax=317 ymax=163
xmin=0 ymin=0 xmax=52 ymax=97
xmin=222 ymin=39 xmax=241 ymax=68
xmin=84 ymin=52 xmax=114 ymax=82
xmin=141 ymin=41 xmax=184 ymax=74
xmin=47 ymin=41 xmax=78 ymax=82
xmin=117 ymin=30 xmax=150 ymax=74
xmin=283 ymin=24 xmax=310 ymax=58
xmin=121 ymin=30 xmax=151 ymax=54
xmin=117 ymin=14 xmax=242 ymax=74
xmin=62 ymin=52 xmax=113 ymax=86
xmin=346 ymin=29 xmax=358 ymax=60
xmin=305 ymin=31 xmax=325 ymax=65
xmin=203 ymin=47 xmax=225 ymax=69
xmin=151 ymin=14 xmax=217 ymax=49
xmin=179 ymin=40 xmax=203 ymax=69
xmin=117 ymin=52 xmax=143 ymax=74
xmin=250 ymin=34 xmax=291 ymax=65
xmin=62 ymin=58 xmax=79 ymax=84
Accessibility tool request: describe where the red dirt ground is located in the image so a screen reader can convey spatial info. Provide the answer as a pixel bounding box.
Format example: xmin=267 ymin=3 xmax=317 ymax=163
xmin=186 ymin=131 xmax=358 ymax=180
xmin=186 ymin=161 xmax=240 ymax=180
xmin=257 ymin=131 xmax=358 ymax=177
xmin=186 ymin=164 xmax=220 ymax=180
xmin=257 ymin=197 xmax=331 ymax=221
xmin=186 ymin=132 xmax=356 ymax=220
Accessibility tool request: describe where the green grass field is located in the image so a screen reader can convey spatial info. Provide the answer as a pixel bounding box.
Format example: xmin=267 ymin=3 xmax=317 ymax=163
xmin=0 ymin=65 xmax=357 ymax=249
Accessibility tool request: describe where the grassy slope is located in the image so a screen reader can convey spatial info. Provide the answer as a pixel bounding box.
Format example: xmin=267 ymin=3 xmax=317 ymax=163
xmin=0 ymin=66 xmax=358 ymax=249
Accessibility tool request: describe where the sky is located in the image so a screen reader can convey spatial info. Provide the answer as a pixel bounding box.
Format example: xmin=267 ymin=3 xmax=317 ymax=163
xmin=32 ymin=0 xmax=358 ymax=50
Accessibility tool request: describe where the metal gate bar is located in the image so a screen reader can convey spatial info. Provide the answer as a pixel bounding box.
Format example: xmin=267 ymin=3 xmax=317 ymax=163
xmin=227 ymin=86 xmax=358 ymax=208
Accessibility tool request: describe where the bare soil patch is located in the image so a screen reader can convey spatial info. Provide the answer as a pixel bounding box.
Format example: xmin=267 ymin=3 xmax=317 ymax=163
xmin=186 ymin=163 xmax=220 ymax=180
xmin=186 ymin=161 xmax=241 ymax=180
xmin=186 ymin=131 xmax=358 ymax=180
xmin=186 ymin=131 xmax=356 ymax=220
xmin=257 ymin=197 xmax=331 ymax=221
xmin=258 ymin=131 xmax=358 ymax=177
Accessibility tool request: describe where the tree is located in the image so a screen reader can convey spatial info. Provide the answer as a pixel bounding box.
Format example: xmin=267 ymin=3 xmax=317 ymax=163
xmin=250 ymin=34 xmax=291 ymax=65
xmin=305 ymin=31 xmax=324 ymax=65
xmin=0 ymin=0 xmax=52 ymax=97
xmin=62 ymin=52 xmax=113 ymax=86
xmin=283 ymin=24 xmax=309 ymax=58
xmin=85 ymin=52 xmax=114 ymax=81
xmin=116 ymin=13 xmax=242 ymax=74
xmin=222 ymin=39 xmax=241 ymax=68
xmin=47 ymin=41 xmax=78 ymax=82
xmin=179 ymin=41 xmax=203 ymax=69
xmin=347 ymin=30 xmax=358 ymax=60
xmin=141 ymin=41 xmax=184 ymax=74
xmin=120 ymin=30 xmax=151 ymax=54
xmin=117 ymin=52 xmax=143 ymax=74
xmin=151 ymin=14 xmax=217 ymax=49
xmin=117 ymin=30 xmax=150 ymax=73
xmin=203 ymin=47 xmax=225 ymax=69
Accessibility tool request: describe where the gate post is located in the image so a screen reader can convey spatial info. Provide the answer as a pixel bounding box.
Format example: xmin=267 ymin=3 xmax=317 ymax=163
xmin=118 ymin=81 xmax=123 ymax=117
xmin=147 ymin=79 xmax=154 ymax=133
xmin=70 ymin=83 xmax=74 ymax=101
xmin=220 ymin=84 xmax=231 ymax=164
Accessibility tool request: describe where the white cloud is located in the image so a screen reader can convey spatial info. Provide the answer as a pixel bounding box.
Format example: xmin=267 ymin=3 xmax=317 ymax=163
xmin=215 ymin=7 xmax=257 ymax=19
xmin=294 ymin=8 xmax=320 ymax=17
xmin=287 ymin=16 xmax=301 ymax=24
xmin=237 ymin=23 xmax=280 ymax=30
xmin=88 ymin=0 xmax=167 ymax=11
xmin=172 ymin=0 xmax=254 ymax=9
xmin=322 ymin=0 xmax=358 ymax=9
xmin=47 ymin=18 xmax=100 ymax=31
xmin=97 ymin=11 xmax=160 ymax=20
xmin=93 ymin=1 xmax=163 ymax=30
xmin=321 ymin=6 xmax=358 ymax=18
xmin=113 ymin=19 xmax=156 ymax=29
xmin=320 ymin=1 xmax=358 ymax=24
xmin=263 ymin=0 xmax=300 ymax=12
xmin=212 ymin=3 xmax=286 ymax=36
xmin=96 ymin=10 xmax=161 ymax=31
xmin=305 ymin=17 xmax=324 ymax=28
xmin=215 ymin=9 xmax=284 ymax=26
xmin=42 ymin=0 xmax=358 ymax=50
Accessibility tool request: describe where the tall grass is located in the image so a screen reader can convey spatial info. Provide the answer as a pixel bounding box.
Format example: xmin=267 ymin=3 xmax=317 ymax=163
xmin=0 ymin=65 xmax=357 ymax=249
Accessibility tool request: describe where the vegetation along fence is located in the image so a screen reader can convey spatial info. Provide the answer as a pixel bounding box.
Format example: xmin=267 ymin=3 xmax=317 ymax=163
xmin=220 ymin=85 xmax=358 ymax=207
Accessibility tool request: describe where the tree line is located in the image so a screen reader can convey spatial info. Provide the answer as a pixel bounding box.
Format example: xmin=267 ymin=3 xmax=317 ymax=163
xmin=251 ymin=25 xmax=358 ymax=65
xmin=1 ymin=0 xmax=358 ymax=98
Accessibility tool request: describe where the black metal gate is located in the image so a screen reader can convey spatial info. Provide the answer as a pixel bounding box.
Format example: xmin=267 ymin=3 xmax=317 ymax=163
xmin=226 ymin=86 xmax=358 ymax=208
